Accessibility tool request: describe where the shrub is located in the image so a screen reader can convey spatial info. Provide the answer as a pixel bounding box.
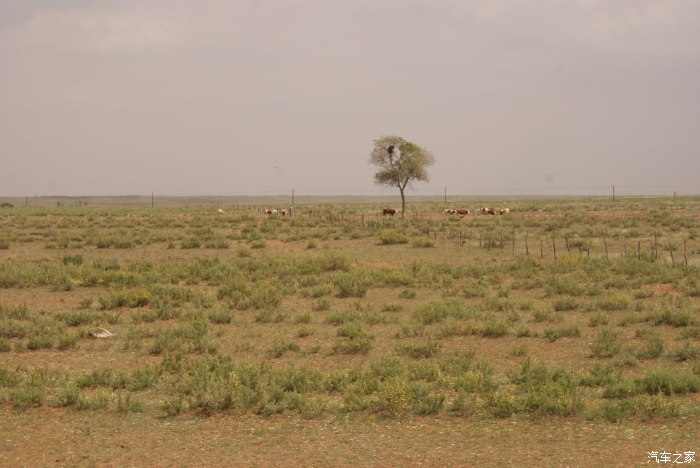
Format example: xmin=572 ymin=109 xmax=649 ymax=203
xmin=597 ymin=295 xmax=631 ymax=311
xmin=591 ymin=328 xmax=622 ymax=358
xmin=180 ymin=237 xmax=201 ymax=249
xmin=588 ymin=312 xmax=610 ymax=327
xmin=636 ymin=337 xmax=664 ymax=360
xmin=333 ymin=272 xmax=371 ymax=298
xmin=332 ymin=336 xmax=373 ymax=354
xmin=646 ymin=310 xmax=694 ymax=327
xmin=370 ymin=378 xmax=412 ymax=416
xmin=636 ymin=372 xmax=700 ymax=396
xmin=671 ymin=343 xmax=699 ymax=362
xmin=62 ymin=254 xmax=83 ymax=265
xmin=543 ymin=325 xmax=581 ymax=342
xmin=379 ymin=230 xmax=408 ymax=245
xmin=395 ymin=340 xmax=442 ymax=359
xmin=480 ymin=320 xmax=509 ymax=338
xmin=208 ymin=307 xmax=234 ymax=324
xmin=532 ymin=309 xmax=563 ymax=324
xmin=552 ymin=297 xmax=579 ymax=312
xmin=411 ymin=239 xmax=434 ymax=248
xmin=270 ymin=339 xmax=301 ymax=358
xmin=399 ymin=289 xmax=416 ymax=299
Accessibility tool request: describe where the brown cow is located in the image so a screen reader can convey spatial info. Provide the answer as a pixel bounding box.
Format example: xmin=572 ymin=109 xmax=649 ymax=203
xmin=456 ymin=209 xmax=470 ymax=216
xmin=383 ymin=208 xmax=397 ymax=216
xmin=443 ymin=209 xmax=456 ymax=215
xmin=480 ymin=207 xmax=496 ymax=215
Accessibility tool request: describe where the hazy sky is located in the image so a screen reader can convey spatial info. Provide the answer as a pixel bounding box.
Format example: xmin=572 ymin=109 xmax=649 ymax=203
xmin=1 ymin=1 xmax=699 ymax=197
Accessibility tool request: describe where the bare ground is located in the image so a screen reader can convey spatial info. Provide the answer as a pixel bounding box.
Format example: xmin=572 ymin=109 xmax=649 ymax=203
xmin=1 ymin=409 xmax=697 ymax=467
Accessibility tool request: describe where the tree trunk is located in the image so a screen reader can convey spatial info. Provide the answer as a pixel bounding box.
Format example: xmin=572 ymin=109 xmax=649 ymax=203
xmin=400 ymin=188 xmax=406 ymax=219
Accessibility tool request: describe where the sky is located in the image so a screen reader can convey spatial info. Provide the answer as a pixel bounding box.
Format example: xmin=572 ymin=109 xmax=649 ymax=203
xmin=1 ymin=0 xmax=699 ymax=197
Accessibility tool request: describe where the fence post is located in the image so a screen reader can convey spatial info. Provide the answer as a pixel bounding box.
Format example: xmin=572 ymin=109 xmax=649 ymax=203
xmin=540 ymin=240 xmax=544 ymax=260
xmin=669 ymin=242 xmax=675 ymax=266
xmin=525 ymin=233 xmax=529 ymax=256
xmin=552 ymin=237 xmax=557 ymax=261
xmin=638 ymin=240 xmax=641 ymax=260
xmin=603 ymin=232 xmax=609 ymax=259
xmin=684 ymin=239 xmax=688 ymax=267
xmin=512 ymin=226 xmax=515 ymax=255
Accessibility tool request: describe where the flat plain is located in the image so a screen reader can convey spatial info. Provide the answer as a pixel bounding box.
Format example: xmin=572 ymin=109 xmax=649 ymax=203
xmin=1 ymin=196 xmax=699 ymax=466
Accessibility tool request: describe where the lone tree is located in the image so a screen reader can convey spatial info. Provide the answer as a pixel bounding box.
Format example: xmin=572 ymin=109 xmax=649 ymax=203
xmin=369 ymin=135 xmax=435 ymax=218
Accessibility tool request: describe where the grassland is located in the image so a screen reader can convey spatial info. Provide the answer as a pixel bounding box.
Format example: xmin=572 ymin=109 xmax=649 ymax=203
xmin=1 ymin=196 xmax=698 ymax=465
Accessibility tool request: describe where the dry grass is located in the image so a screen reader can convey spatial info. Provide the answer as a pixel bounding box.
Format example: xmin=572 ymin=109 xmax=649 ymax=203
xmin=1 ymin=196 xmax=699 ymax=465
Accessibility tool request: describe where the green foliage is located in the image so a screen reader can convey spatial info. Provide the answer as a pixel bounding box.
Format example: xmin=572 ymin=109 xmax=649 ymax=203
xmin=270 ymin=339 xmax=301 ymax=358
xmin=590 ymin=328 xmax=622 ymax=358
xmin=395 ymin=340 xmax=442 ymax=359
xmin=333 ymin=271 xmax=371 ymax=298
xmin=411 ymin=238 xmax=434 ymax=248
xmin=480 ymin=320 xmax=509 ymax=338
xmin=636 ymin=337 xmax=664 ymax=360
xmin=543 ymin=325 xmax=581 ymax=342
xmin=378 ymin=230 xmax=408 ymax=245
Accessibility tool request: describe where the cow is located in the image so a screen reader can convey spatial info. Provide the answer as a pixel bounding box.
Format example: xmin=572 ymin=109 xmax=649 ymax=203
xmin=383 ymin=208 xmax=397 ymax=216
xmin=443 ymin=209 xmax=457 ymax=215
xmin=280 ymin=209 xmax=287 ymax=216
xmin=217 ymin=208 xmax=225 ymax=214
xmin=456 ymin=209 xmax=470 ymax=216
xmin=264 ymin=209 xmax=273 ymax=215
xmin=480 ymin=207 xmax=496 ymax=215
xmin=499 ymin=208 xmax=510 ymax=215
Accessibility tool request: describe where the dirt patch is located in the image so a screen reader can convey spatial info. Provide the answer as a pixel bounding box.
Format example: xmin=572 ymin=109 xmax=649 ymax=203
xmin=643 ymin=284 xmax=683 ymax=296
xmin=266 ymin=240 xmax=302 ymax=253
xmin=1 ymin=409 xmax=697 ymax=466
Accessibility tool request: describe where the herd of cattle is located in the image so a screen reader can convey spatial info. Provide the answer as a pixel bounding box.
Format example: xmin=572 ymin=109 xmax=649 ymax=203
xmin=264 ymin=208 xmax=290 ymax=216
xmin=382 ymin=207 xmax=510 ymax=216
xmin=220 ymin=207 xmax=510 ymax=218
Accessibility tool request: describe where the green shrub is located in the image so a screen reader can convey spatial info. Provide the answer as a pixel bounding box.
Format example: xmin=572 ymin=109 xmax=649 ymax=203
xmin=333 ymin=272 xmax=371 ymax=298
xmin=180 ymin=237 xmax=201 ymax=249
xmin=411 ymin=239 xmax=434 ymax=248
xmin=588 ymin=312 xmax=610 ymax=327
xmin=379 ymin=230 xmax=408 ymax=245
xmin=636 ymin=337 xmax=664 ymax=360
xmin=270 ymin=339 xmax=301 ymax=358
xmin=646 ymin=310 xmax=694 ymax=327
xmin=636 ymin=371 xmax=700 ymax=396
xmin=532 ymin=309 xmax=562 ymax=324
xmin=370 ymin=378 xmax=412 ymax=415
xmin=671 ymin=343 xmax=699 ymax=362
xmin=399 ymin=289 xmax=416 ymax=299
xmin=208 ymin=307 xmax=234 ymax=324
xmin=543 ymin=325 xmax=581 ymax=342
xmin=480 ymin=320 xmax=509 ymax=338
xmin=332 ymin=336 xmax=373 ymax=354
xmin=591 ymin=328 xmax=622 ymax=358
xmin=395 ymin=340 xmax=442 ymax=359
xmin=552 ymin=298 xmax=579 ymax=312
